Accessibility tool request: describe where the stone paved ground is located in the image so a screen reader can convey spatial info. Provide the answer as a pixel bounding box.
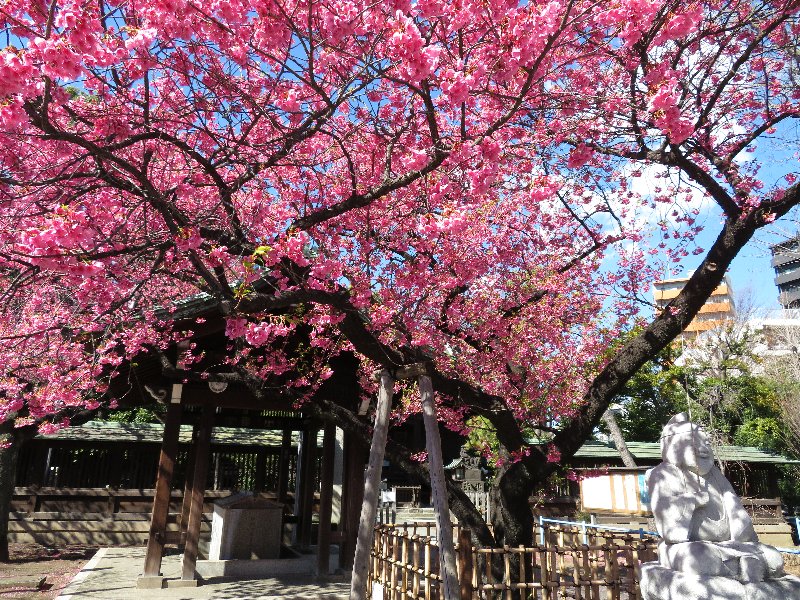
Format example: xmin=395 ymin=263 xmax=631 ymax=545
xmin=55 ymin=547 xmax=349 ymax=600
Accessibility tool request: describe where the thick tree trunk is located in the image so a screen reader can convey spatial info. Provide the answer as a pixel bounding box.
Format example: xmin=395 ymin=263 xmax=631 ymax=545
xmin=0 ymin=424 xmax=21 ymax=563
xmin=602 ymin=411 xmax=637 ymax=468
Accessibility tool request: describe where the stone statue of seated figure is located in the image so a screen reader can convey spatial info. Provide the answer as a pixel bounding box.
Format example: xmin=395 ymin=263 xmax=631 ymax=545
xmin=640 ymin=413 xmax=800 ymax=600
xmin=647 ymin=413 xmax=783 ymax=582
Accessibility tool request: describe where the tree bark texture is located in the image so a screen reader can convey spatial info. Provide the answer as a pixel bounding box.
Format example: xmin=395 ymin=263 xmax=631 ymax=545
xmin=419 ymin=375 xmax=459 ymax=600
xmin=350 ymin=370 xmax=393 ymax=600
xmin=602 ymin=411 xmax=637 ymax=468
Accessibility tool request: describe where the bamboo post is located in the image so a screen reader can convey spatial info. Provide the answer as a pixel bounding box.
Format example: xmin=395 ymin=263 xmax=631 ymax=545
xmin=350 ymin=371 xmax=394 ymax=600
xmin=418 ymin=374 xmax=460 ymax=600
xmin=412 ymin=535 xmax=421 ymax=598
xmin=580 ymin=545 xmax=591 ymax=599
xmin=471 ymin=548 xmax=479 ymax=596
xmin=603 ymin=545 xmax=614 ymax=600
xmin=502 ymin=545 xmax=512 ymax=600
xmin=401 ymin=534 xmax=409 ymax=598
xmin=424 ymin=538 xmax=432 ymax=600
xmin=610 ymin=545 xmax=620 ymax=600
xmin=631 ymin=544 xmax=642 ymax=600
xmin=541 ymin=547 xmax=551 ymax=600
xmin=572 ymin=546 xmax=583 ymax=600
xmin=390 ymin=531 xmax=399 ymax=600
xmin=457 ymin=528 xmax=474 ymax=599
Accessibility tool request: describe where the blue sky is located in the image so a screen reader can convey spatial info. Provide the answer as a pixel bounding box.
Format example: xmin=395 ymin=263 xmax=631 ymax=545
xmin=643 ymin=118 xmax=799 ymax=312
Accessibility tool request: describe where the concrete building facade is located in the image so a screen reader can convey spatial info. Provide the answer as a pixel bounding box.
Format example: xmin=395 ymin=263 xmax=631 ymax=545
xmin=653 ymin=275 xmax=735 ymax=337
xmin=771 ymin=237 xmax=800 ymax=308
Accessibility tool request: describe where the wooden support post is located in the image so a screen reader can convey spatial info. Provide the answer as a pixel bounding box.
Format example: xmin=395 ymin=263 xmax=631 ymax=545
xmin=340 ymin=432 xmax=366 ymax=569
xmin=418 ymin=374 xmax=459 ymax=600
xmin=179 ymin=429 xmax=197 ymax=535
xmin=298 ymin=426 xmax=318 ymax=550
xmin=276 ymin=429 xmax=292 ymax=504
xmin=317 ymin=422 xmax=336 ymax=576
xmin=140 ymin=391 xmax=183 ymax=581
xmin=181 ymin=405 xmax=214 ymax=582
xmin=350 ymin=370 xmax=394 ymax=600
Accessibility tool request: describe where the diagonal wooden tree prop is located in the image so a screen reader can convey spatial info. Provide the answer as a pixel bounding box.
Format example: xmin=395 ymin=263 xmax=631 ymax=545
xmin=419 ymin=373 xmax=459 ymax=600
xmin=351 ymin=370 xmax=394 ymax=599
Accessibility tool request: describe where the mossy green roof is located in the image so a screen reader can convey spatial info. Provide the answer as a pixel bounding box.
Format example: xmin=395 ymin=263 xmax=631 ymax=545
xmin=39 ymin=422 xmax=799 ymax=464
xmin=575 ymin=439 xmax=799 ymax=464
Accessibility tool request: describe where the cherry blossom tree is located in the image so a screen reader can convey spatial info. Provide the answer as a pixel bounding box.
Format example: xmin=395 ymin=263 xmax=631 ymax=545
xmin=1 ymin=0 xmax=799 ymax=558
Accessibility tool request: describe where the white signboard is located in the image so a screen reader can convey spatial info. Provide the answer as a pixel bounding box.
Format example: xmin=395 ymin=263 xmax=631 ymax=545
xmin=580 ymin=472 xmax=651 ymax=514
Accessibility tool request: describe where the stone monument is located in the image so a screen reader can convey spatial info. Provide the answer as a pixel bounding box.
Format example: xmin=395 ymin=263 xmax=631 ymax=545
xmin=641 ymin=413 xmax=800 ymax=599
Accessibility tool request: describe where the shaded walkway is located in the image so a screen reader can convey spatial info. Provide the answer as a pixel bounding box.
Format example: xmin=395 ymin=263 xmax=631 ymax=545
xmin=57 ymin=548 xmax=350 ymax=600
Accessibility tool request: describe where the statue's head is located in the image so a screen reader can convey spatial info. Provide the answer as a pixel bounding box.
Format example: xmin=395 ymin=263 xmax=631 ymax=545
xmin=660 ymin=413 xmax=715 ymax=475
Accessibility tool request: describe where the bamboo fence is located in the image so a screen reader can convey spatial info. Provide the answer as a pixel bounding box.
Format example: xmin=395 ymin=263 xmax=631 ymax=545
xmin=367 ymin=523 xmax=659 ymax=600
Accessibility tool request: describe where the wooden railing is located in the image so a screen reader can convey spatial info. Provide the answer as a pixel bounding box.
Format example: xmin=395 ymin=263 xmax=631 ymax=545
xmin=368 ymin=523 xmax=658 ymax=599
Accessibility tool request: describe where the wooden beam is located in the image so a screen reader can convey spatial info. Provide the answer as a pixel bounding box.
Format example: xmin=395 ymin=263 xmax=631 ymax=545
xmin=317 ymin=422 xmax=336 ymax=576
xmin=371 ymin=362 xmax=432 ymax=382
xmin=350 ymin=370 xmax=393 ymax=600
xmin=181 ymin=405 xmax=214 ymax=581
xmin=419 ymin=375 xmax=459 ymax=600
xmin=175 ymin=387 xmax=296 ymax=411
xmin=141 ymin=392 xmax=182 ymax=578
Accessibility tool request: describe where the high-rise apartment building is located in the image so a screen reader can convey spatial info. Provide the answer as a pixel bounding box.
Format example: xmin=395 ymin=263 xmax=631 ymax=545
xmin=653 ymin=275 xmax=735 ymax=337
xmin=771 ymin=237 xmax=800 ymax=309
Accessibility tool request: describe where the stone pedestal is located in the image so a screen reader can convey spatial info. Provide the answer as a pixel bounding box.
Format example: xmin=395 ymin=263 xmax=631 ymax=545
xmin=641 ymin=561 xmax=800 ymax=600
xmin=208 ymin=493 xmax=283 ymax=560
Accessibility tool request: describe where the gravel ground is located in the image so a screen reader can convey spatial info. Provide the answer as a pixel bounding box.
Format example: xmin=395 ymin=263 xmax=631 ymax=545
xmin=0 ymin=544 xmax=96 ymax=600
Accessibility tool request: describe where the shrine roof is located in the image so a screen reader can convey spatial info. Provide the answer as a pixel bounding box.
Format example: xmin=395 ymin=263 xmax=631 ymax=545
xmin=574 ymin=439 xmax=800 ymax=464
xmin=34 ymin=420 xmax=323 ymax=446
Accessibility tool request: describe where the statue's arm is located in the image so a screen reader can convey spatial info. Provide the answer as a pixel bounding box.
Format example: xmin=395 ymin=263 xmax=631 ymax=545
xmin=712 ymin=469 xmax=758 ymax=542
xmin=648 ymin=464 xmax=707 ymax=543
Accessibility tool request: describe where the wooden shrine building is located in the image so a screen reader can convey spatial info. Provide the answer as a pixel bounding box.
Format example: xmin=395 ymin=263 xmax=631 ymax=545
xmin=90 ymin=293 xmax=372 ymax=588
xmin=129 ymin=377 xmax=366 ymax=588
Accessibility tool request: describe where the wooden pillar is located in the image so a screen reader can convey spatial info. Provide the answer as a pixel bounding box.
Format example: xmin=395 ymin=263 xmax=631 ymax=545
xmin=317 ymin=422 xmax=336 ymax=575
xmin=298 ymin=425 xmax=318 ymax=550
xmin=276 ymin=429 xmax=292 ymax=504
xmin=419 ymin=374 xmax=459 ymax=600
xmin=140 ymin=390 xmax=183 ymax=582
xmin=178 ymin=427 xmax=197 ymax=536
xmin=340 ymin=432 xmax=366 ymax=569
xmin=350 ymin=371 xmax=393 ymax=600
xmin=181 ymin=405 xmax=214 ymax=582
